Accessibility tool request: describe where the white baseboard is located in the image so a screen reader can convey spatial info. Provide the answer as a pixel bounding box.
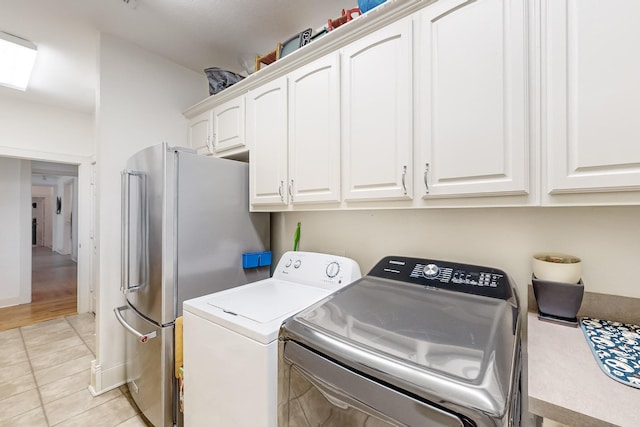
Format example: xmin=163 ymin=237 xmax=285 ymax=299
xmin=0 ymin=295 xmax=31 ymax=309
xmin=89 ymin=359 xmax=126 ymax=396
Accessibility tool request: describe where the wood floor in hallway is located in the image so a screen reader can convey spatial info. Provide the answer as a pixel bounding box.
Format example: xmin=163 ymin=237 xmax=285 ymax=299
xmin=0 ymin=247 xmax=77 ymax=331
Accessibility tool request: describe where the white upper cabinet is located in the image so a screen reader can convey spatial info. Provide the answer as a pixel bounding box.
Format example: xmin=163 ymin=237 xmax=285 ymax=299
xmin=212 ymin=96 xmax=245 ymax=154
xmin=342 ymin=17 xmax=413 ymax=202
xmin=544 ymin=0 xmax=640 ymax=194
xmin=248 ymin=77 xmax=288 ymax=207
xmin=188 ymin=109 xmax=212 ymax=154
xmin=417 ymin=0 xmax=529 ymax=199
xmin=288 ymin=53 xmax=341 ymax=205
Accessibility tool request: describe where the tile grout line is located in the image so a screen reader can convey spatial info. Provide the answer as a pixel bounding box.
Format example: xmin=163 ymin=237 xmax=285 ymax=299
xmin=65 ymin=313 xmax=97 ymax=357
xmin=48 ymin=392 xmax=124 ymax=427
xmin=4 ymin=314 xmax=118 ymax=426
xmin=18 ymin=326 xmax=52 ymax=427
xmin=40 ymin=316 xmax=107 ymax=427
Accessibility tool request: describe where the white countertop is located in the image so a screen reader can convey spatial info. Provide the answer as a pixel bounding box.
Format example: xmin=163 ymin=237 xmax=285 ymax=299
xmin=527 ymin=312 xmax=640 ymax=427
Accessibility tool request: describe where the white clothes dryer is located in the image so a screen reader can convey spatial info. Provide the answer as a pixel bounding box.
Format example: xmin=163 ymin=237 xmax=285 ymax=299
xmin=182 ymin=251 xmax=361 ymax=427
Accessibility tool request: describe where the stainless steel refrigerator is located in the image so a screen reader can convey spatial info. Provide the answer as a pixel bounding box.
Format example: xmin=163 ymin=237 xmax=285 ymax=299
xmin=114 ymin=143 xmax=270 ymax=427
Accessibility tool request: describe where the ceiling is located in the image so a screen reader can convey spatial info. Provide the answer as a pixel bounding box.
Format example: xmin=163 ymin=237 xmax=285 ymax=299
xmin=0 ymin=0 xmax=356 ymax=114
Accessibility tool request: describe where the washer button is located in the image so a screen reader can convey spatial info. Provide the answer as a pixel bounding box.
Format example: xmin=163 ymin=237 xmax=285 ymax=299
xmin=294 ymin=259 xmax=302 ymax=269
xmin=285 ymin=259 xmax=292 ymax=268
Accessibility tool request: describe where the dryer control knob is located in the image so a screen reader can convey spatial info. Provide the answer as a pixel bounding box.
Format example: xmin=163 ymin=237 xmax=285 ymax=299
xmin=422 ymin=264 xmax=439 ymax=278
xmin=326 ymin=261 xmax=341 ymax=278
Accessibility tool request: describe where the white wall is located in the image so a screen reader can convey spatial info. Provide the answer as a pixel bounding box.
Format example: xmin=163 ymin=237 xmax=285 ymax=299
xmin=272 ymin=206 xmax=640 ymax=300
xmin=0 ymin=158 xmax=32 ymax=308
xmin=0 ymin=96 xmax=94 ymax=158
xmin=93 ymin=33 xmax=207 ymax=393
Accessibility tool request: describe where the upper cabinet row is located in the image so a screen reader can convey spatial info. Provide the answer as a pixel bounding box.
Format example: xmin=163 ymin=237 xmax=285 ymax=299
xmin=186 ymin=0 xmax=640 ymax=209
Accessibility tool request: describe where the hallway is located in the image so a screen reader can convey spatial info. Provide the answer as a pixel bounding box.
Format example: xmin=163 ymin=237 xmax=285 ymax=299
xmin=0 ymin=247 xmax=77 ymax=331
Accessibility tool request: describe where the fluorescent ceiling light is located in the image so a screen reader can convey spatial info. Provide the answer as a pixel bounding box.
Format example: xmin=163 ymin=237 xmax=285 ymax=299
xmin=0 ymin=31 xmax=37 ymax=91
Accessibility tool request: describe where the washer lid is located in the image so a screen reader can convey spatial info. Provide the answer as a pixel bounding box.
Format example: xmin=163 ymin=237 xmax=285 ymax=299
xmin=207 ymin=280 xmax=328 ymax=323
xmin=283 ymin=276 xmax=520 ymax=417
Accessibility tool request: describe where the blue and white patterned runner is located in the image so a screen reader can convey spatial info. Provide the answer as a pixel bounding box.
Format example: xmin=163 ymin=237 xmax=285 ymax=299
xmin=580 ymin=317 xmax=640 ymax=389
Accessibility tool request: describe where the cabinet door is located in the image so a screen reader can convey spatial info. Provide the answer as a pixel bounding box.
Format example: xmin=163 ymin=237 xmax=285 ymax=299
xmin=342 ymin=18 xmax=413 ymax=202
xmin=188 ymin=110 xmax=212 ymax=153
xmin=288 ymin=53 xmax=341 ymax=204
xmin=545 ymin=0 xmax=640 ymax=193
xmin=418 ymin=0 xmax=528 ymax=198
xmin=212 ymin=96 xmax=245 ymax=153
xmin=247 ymin=77 xmax=288 ymax=207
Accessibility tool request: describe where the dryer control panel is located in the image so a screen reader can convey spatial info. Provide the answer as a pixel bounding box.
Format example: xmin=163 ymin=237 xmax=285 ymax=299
xmin=368 ymin=256 xmax=512 ymax=300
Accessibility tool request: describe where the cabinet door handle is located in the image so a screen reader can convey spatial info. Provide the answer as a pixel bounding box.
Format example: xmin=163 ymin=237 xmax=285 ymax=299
xmin=401 ymin=165 xmax=407 ymax=195
xmin=424 ymin=163 xmax=430 ymax=194
xmin=288 ymin=179 xmax=294 ymax=203
xmin=206 ymin=135 xmax=213 ymax=153
xmin=278 ymin=180 xmax=284 ymax=203
xmin=211 ymin=132 xmax=217 ymax=148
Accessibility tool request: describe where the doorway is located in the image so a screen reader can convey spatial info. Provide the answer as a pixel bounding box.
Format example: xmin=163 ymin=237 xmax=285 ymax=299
xmin=0 ymin=160 xmax=83 ymax=331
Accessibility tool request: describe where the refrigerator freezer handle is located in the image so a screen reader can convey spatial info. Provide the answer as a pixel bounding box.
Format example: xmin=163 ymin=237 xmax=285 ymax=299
xmin=114 ymin=306 xmax=157 ymax=344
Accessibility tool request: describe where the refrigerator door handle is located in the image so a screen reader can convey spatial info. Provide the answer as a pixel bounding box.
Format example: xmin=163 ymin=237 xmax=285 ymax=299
xmin=121 ymin=169 xmax=148 ymax=294
xmin=121 ymin=170 xmax=128 ymax=293
xmin=114 ymin=306 xmax=157 ymax=343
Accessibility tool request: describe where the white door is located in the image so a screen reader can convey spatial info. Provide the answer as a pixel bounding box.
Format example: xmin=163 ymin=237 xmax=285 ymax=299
xmin=418 ymin=0 xmax=529 ymax=198
xmin=248 ymin=77 xmax=289 ymax=207
xmin=188 ymin=110 xmax=212 ymax=153
xmin=342 ymin=18 xmax=413 ymax=202
xmin=212 ymin=96 xmax=245 ymax=154
xmin=288 ymin=53 xmax=341 ymax=205
xmin=544 ymin=0 xmax=640 ymax=193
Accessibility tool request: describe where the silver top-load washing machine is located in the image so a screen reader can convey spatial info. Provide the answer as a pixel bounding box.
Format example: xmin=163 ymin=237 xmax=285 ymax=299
xmin=278 ymin=255 xmax=521 ymax=427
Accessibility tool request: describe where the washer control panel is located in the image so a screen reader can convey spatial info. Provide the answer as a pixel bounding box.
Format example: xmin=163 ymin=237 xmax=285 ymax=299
xmin=273 ymin=251 xmax=362 ymax=290
xmin=368 ymin=256 xmax=512 ymax=300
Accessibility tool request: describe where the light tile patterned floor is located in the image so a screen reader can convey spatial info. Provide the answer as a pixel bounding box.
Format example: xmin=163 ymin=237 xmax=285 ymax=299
xmin=0 ymin=313 xmax=150 ymax=427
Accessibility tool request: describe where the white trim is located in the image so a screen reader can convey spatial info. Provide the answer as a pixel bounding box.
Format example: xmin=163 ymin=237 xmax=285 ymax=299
xmin=0 ymin=145 xmax=89 ymax=164
xmin=0 ymin=295 xmax=30 ymax=309
xmin=90 ymin=360 xmax=126 ymax=396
